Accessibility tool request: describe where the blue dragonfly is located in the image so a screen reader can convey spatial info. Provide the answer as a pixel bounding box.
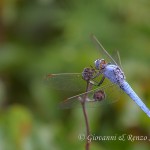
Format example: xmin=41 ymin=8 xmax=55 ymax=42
xmin=46 ymin=35 xmax=150 ymax=117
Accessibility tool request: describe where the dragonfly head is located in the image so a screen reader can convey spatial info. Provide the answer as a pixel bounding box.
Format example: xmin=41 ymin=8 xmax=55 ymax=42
xmin=94 ymin=59 xmax=106 ymax=70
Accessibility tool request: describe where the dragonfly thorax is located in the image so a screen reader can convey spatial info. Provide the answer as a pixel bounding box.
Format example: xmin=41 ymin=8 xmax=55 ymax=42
xmin=103 ymin=64 xmax=126 ymax=86
xmin=94 ymin=59 xmax=107 ymax=70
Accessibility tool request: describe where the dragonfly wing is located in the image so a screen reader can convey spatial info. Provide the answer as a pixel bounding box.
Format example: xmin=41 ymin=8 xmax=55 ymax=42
xmin=91 ymin=34 xmax=120 ymax=66
xmin=59 ymin=77 xmax=122 ymax=109
xmin=58 ymin=96 xmax=82 ymax=109
xmin=85 ymin=78 xmax=122 ymax=108
xmin=113 ymin=51 xmax=123 ymax=71
xmin=44 ymin=73 xmax=87 ymax=91
xmin=116 ymin=51 xmax=123 ymax=70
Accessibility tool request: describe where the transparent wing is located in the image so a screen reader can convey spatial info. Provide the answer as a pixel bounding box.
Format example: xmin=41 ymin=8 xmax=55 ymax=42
xmin=91 ymin=34 xmax=119 ymax=66
xmin=44 ymin=73 xmax=87 ymax=91
xmin=58 ymin=77 xmax=122 ymax=109
xmin=113 ymin=51 xmax=123 ymax=71
xmin=116 ymin=51 xmax=123 ymax=70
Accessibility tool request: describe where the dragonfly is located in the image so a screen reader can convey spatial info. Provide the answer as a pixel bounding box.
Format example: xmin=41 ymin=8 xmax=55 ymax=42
xmin=46 ymin=35 xmax=150 ymax=117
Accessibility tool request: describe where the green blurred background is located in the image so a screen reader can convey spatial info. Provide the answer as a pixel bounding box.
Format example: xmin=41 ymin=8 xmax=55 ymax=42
xmin=0 ymin=0 xmax=150 ymax=150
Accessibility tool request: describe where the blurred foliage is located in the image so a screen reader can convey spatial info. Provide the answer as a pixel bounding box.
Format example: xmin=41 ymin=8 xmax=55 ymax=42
xmin=0 ymin=0 xmax=150 ymax=150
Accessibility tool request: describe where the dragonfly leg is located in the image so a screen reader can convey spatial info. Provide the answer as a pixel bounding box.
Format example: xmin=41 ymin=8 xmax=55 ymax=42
xmin=97 ymin=76 xmax=105 ymax=86
xmin=91 ymin=71 xmax=101 ymax=79
xmin=89 ymin=75 xmax=105 ymax=86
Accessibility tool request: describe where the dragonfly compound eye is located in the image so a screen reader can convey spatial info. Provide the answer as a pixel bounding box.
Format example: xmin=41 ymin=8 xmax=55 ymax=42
xmin=93 ymin=90 xmax=105 ymax=101
xmin=95 ymin=59 xmax=106 ymax=70
xmin=94 ymin=59 xmax=101 ymax=70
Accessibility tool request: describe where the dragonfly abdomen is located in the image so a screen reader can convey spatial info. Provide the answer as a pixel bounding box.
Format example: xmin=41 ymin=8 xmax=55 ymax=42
xmin=120 ymin=81 xmax=150 ymax=117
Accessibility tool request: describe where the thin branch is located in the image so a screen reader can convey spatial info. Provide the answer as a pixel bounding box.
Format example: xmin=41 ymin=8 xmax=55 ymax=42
xmin=81 ymin=82 xmax=93 ymax=150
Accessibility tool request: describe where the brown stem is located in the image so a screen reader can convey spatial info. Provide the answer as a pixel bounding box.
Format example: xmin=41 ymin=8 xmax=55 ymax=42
xmin=82 ymin=102 xmax=90 ymax=150
xmin=81 ymin=82 xmax=92 ymax=150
